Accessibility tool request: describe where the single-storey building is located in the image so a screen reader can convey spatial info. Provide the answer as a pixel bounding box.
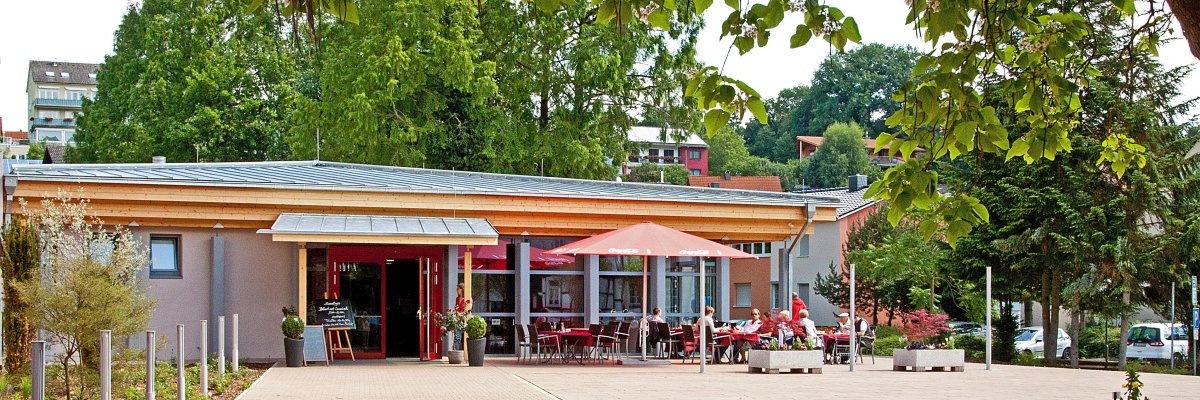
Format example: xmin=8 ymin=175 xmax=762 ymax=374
xmin=5 ymin=160 xmax=844 ymax=361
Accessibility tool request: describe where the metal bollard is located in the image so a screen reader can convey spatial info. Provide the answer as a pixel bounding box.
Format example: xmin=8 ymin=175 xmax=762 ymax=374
xmin=101 ymin=330 xmax=112 ymax=400
xmin=147 ymin=331 xmax=156 ymax=400
xmin=218 ymin=316 xmax=226 ymax=376
xmin=177 ymin=324 xmax=186 ymax=400
xmin=201 ymin=320 xmax=209 ymax=397
xmin=232 ymin=314 xmax=239 ymax=372
xmin=31 ymin=340 xmax=45 ymax=400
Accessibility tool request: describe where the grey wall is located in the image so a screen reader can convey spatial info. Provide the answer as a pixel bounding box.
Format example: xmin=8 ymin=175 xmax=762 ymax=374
xmin=792 ymin=222 xmax=842 ymax=326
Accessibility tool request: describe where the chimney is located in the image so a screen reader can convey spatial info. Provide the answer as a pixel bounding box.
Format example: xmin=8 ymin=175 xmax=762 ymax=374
xmin=848 ymin=174 xmax=867 ymax=192
xmin=709 ymin=182 xmax=720 ymax=188
xmin=151 ymin=156 xmax=166 ymax=164
xmin=723 ymin=171 xmax=732 ymax=180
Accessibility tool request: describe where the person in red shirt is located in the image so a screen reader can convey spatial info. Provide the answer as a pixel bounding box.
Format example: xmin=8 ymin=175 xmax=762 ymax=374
xmin=790 ymin=293 xmax=807 ymax=323
xmin=455 ymin=283 xmax=473 ymax=313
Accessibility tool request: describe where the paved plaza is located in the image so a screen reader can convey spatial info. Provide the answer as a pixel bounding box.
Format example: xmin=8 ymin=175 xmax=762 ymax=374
xmin=240 ymin=356 xmax=1200 ymax=399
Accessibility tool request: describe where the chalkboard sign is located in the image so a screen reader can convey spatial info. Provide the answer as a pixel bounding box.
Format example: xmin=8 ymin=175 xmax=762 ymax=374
xmin=302 ymin=325 xmax=329 ymax=365
xmin=314 ymin=299 xmax=356 ymax=330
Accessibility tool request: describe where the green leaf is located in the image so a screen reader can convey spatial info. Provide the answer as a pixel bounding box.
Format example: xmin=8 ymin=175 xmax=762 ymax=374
xmin=734 ymin=36 xmax=755 ymax=54
xmin=1110 ymin=0 xmax=1134 ymax=15
xmin=724 ymin=0 xmax=740 ymax=10
xmin=694 ymin=0 xmax=714 ymax=13
xmin=952 ymin=121 xmax=977 ymax=144
xmin=790 ymin=25 xmax=812 ymax=48
xmin=945 ymin=220 xmax=972 ymax=248
xmin=841 ymin=17 xmax=861 ymax=43
xmin=597 ymin=0 xmax=618 ymax=23
xmin=704 ymin=109 xmax=731 ymax=136
xmin=747 ymin=97 xmax=767 ymax=123
xmin=647 ymin=8 xmax=671 ymax=30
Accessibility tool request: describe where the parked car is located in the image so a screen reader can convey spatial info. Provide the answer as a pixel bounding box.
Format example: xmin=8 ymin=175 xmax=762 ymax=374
xmin=1125 ymin=323 xmax=1189 ymax=362
xmin=949 ymin=321 xmax=985 ymax=337
xmin=1015 ymin=326 xmax=1071 ymax=359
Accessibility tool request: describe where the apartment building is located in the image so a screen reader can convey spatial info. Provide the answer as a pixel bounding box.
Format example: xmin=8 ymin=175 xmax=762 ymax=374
xmin=624 ymin=126 xmax=709 ymax=176
xmin=27 ymin=60 xmax=100 ymax=145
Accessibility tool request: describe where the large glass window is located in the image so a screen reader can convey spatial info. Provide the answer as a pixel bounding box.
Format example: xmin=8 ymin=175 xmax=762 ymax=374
xmin=460 ymin=273 xmax=514 ymax=313
xmin=599 ymin=275 xmax=644 ymax=314
xmin=149 ymin=235 xmax=181 ymax=278
xmin=340 ymin=262 xmax=382 ymax=353
xmin=530 ymin=274 xmax=584 ymax=313
xmin=481 ymin=317 xmax=515 ymax=354
xmin=668 ymin=257 xmax=716 ymax=273
xmin=305 ymin=248 xmax=328 ymax=324
xmin=666 ymin=275 xmax=715 ymax=317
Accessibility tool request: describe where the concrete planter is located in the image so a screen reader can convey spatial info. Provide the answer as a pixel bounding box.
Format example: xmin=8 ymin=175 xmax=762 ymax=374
xmin=892 ymin=349 xmax=965 ymax=372
xmin=446 ymin=350 xmax=465 ymax=364
xmin=747 ymin=349 xmax=823 ymax=374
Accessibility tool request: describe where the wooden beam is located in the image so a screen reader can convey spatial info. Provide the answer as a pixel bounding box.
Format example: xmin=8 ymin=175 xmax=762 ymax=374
xmin=268 ymin=234 xmax=498 ymax=246
xmin=298 ymin=243 xmax=307 ymax=322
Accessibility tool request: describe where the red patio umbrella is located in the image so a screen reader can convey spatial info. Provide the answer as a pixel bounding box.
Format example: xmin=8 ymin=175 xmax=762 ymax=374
xmin=547 ymin=222 xmax=754 ymax=369
xmin=458 ymin=240 xmax=574 ymax=270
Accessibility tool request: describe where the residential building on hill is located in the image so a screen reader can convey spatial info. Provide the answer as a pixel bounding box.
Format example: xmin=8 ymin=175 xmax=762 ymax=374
xmin=624 ymin=126 xmax=708 ymax=176
xmin=687 ymin=174 xmax=782 ymax=192
xmin=795 ymin=135 xmax=924 ymax=168
xmin=27 ymin=60 xmax=100 ymax=145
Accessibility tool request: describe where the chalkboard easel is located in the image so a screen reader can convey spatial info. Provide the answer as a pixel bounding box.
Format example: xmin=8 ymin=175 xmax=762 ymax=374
xmin=302 ymin=325 xmax=329 ymax=366
xmin=314 ymin=295 xmax=355 ymax=360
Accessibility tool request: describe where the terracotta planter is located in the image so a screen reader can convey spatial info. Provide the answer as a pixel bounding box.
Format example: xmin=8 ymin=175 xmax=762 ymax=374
xmin=892 ymin=349 xmax=964 ymax=372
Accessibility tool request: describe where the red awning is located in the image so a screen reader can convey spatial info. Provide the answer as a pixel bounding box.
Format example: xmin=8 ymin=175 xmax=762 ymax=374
xmin=545 ymin=221 xmax=755 ymax=259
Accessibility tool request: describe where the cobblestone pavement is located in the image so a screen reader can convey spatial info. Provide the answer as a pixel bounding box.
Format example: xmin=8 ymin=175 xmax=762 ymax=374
xmin=241 ymin=357 xmax=1200 ymax=399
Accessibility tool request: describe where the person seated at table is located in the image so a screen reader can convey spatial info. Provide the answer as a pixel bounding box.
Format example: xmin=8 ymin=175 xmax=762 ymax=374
xmin=775 ymin=310 xmax=796 ymax=346
xmin=835 ymin=312 xmax=852 ymax=334
xmin=741 ymin=309 xmax=763 ymax=333
xmin=797 ymin=310 xmax=820 ymax=350
xmin=647 ymin=307 xmax=665 ymax=323
xmin=854 ymin=316 xmax=870 ymax=336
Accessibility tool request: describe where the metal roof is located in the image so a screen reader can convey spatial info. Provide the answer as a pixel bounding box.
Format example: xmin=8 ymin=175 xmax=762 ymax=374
xmin=258 ymin=213 xmax=498 ymax=238
xmin=796 ymin=187 xmax=878 ymax=218
xmin=9 ymin=161 xmax=841 ymax=207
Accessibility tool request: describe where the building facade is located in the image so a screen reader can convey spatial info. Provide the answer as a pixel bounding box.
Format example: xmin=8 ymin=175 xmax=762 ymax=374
xmin=6 ymin=161 xmax=842 ymax=361
xmin=795 ymin=135 xmax=925 ymax=168
xmin=26 ymin=60 xmax=99 ymax=145
xmin=624 ymin=126 xmax=709 ymax=176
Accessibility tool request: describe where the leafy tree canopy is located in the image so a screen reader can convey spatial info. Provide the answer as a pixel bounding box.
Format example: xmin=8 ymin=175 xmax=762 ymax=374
xmin=624 ymin=163 xmax=689 ymax=185
xmin=803 ymin=122 xmax=875 ymax=188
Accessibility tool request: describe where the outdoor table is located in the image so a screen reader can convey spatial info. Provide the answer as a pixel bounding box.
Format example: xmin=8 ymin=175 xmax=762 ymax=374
xmin=541 ymin=330 xmax=594 ymax=364
xmin=819 ymin=332 xmax=851 ymax=349
xmin=727 ymin=331 xmax=760 ymax=364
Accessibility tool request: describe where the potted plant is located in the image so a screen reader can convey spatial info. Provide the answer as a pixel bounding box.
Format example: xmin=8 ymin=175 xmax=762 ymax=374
xmin=281 ymin=306 xmax=304 ymax=367
xmin=434 ymin=310 xmax=468 ymax=364
xmin=892 ymin=309 xmax=963 ymax=372
xmin=465 ymin=316 xmax=488 ymax=366
xmin=747 ymin=337 xmax=824 ymax=374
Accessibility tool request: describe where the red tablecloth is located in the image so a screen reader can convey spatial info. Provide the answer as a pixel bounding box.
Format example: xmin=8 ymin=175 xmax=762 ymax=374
xmin=541 ymin=330 xmax=594 ymax=346
xmin=819 ymin=333 xmax=851 ymax=349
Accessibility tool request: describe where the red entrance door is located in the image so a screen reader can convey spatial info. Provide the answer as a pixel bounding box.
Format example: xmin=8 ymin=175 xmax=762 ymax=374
xmin=327 ymin=245 xmax=444 ymax=360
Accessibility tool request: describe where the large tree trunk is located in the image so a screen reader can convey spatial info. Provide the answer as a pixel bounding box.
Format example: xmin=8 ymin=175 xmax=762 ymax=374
xmin=1167 ymin=0 xmax=1200 ymax=60
xmin=1040 ymin=270 xmax=1056 ymax=366
xmin=1118 ymin=290 xmax=1131 ymax=369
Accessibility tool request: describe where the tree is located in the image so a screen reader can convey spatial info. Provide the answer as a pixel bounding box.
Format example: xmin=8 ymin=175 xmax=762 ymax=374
xmin=26 ymin=141 xmax=45 ymax=161
xmin=73 ymin=0 xmax=298 ymax=164
xmin=803 ymin=122 xmax=874 ymax=188
xmin=740 ymin=85 xmax=812 ymax=162
xmin=708 ymin=126 xmax=805 ymax=190
xmin=17 ymin=194 xmax=154 ymax=399
xmin=807 ymin=43 xmax=920 ymax=137
xmin=624 ymin=163 xmax=689 ymax=185
xmin=1 ymin=217 xmax=40 ymax=373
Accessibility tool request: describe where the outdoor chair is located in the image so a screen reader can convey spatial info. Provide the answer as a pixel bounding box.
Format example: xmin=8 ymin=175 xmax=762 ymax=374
xmin=703 ymin=328 xmax=731 ymax=364
xmin=594 ymin=324 xmax=620 ymax=364
xmin=516 ymin=324 xmax=533 ymax=364
xmin=586 ymin=324 xmax=604 ymax=361
xmin=530 ymin=324 xmax=562 ymax=364
xmin=645 ymin=320 xmax=660 ymax=356
xmin=658 ymin=322 xmax=681 ymax=359
xmin=857 ymin=329 xmax=876 ymax=364
xmin=680 ymin=325 xmax=698 ymax=363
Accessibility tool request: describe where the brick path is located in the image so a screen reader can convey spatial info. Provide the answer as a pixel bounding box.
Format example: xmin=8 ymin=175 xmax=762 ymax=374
xmin=241 ymin=357 xmax=1200 ymax=399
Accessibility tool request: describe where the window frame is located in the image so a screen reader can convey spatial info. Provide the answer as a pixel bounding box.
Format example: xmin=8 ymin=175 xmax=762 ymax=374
xmin=734 ymin=283 xmax=752 ymax=307
xmin=149 ymin=234 xmax=183 ymax=278
xmin=689 ymin=149 xmax=702 ymax=160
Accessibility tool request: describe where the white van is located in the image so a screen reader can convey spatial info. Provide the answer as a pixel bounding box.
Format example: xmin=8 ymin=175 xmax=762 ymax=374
xmin=1125 ymin=323 xmax=1188 ymax=362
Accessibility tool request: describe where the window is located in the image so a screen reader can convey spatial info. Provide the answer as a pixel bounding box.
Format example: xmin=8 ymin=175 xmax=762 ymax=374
xmin=648 ymin=149 xmax=659 ymax=156
xmin=66 ymin=91 xmax=84 ymax=100
xmin=795 ymin=235 xmax=810 ymax=257
xmin=796 ymin=283 xmax=810 ymax=307
xmin=690 ymin=169 xmax=701 ymax=176
xmin=735 ymin=283 xmax=752 ymax=307
xmin=149 ymin=235 xmax=182 ymax=278
xmin=689 ymin=150 xmax=702 ymax=160
xmin=663 ymin=149 xmax=674 ymax=158
xmin=44 ymin=71 xmax=55 ymax=77
xmin=38 ymin=89 xmax=59 ymax=99
xmin=770 ymin=283 xmax=779 ymax=308
xmin=88 ymin=73 xmax=97 ymax=79
xmin=38 ymin=111 xmax=56 ymax=119
xmin=60 ymin=72 xmax=71 ymax=79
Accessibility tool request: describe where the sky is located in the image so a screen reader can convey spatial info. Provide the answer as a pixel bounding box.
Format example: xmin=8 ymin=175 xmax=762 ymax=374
xmin=0 ymin=0 xmax=1196 ymax=132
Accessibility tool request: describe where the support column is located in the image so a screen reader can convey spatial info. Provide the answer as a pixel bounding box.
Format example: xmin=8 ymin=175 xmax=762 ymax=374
xmin=650 ymin=256 xmax=667 ymax=314
xmin=443 ymin=245 xmax=459 ymax=354
xmin=583 ymin=255 xmax=600 ymax=324
xmin=775 ymin=247 xmax=790 ymax=310
xmin=716 ymin=258 xmax=730 ymax=322
xmin=513 ymin=243 xmax=531 ymax=326
xmin=297 ymin=243 xmax=307 ymax=322
xmin=211 ymin=235 xmax=225 ymax=350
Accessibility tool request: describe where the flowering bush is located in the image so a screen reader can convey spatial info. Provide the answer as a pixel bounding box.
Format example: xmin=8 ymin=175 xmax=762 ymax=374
xmin=433 ymin=310 xmax=469 ymax=334
xmin=899 ymin=310 xmax=951 ymax=349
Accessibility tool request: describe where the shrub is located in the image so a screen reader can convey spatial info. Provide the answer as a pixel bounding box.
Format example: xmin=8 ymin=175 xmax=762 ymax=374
xmin=465 ymin=316 xmax=487 ymax=340
xmin=281 ymin=307 xmax=303 ymax=339
xmin=873 ymin=336 xmax=904 ymax=356
xmin=1 ymin=216 xmax=40 ymax=373
xmin=955 ymin=334 xmax=986 ymax=359
xmin=899 ymin=310 xmax=951 ymax=347
xmin=1079 ymin=323 xmax=1121 ymax=359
